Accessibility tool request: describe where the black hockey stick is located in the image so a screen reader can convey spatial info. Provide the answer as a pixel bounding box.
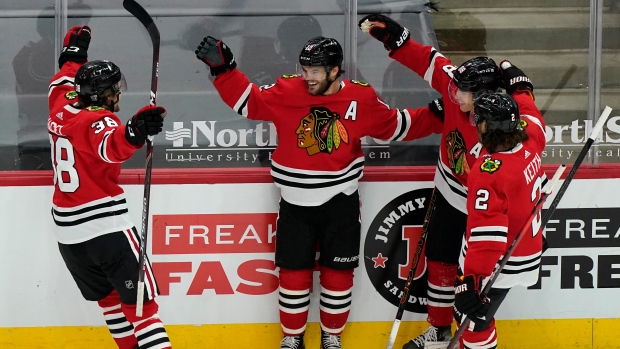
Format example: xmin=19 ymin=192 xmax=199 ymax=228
xmin=123 ymin=0 xmax=160 ymax=317
xmin=386 ymin=187 xmax=437 ymax=349
xmin=446 ymin=164 xmax=566 ymax=349
xmin=541 ymin=106 xmax=612 ymax=228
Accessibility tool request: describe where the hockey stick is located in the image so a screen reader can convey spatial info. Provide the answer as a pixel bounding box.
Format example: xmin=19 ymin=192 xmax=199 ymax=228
xmin=446 ymin=164 xmax=566 ymax=349
xmin=385 ymin=187 xmax=438 ymax=349
xmin=541 ymin=106 xmax=612 ymax=252
xmin=123 ymin=0 xmax=160 ymax=317
xmin=541 ymin=106 xmax=612 ymax=227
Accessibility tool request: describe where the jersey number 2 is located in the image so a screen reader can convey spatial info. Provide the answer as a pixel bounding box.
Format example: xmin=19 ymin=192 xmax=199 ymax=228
xmin=50 ymin=135 xmax=79 ymax=193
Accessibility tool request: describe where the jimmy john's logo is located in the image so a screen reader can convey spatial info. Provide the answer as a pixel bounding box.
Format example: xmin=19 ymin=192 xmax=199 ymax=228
xmin=65 ymin=91 xmax=77 ymax=100
xmin=297 ymin=106 xmax=349 ymax=155
xmin=364 ymin=188 xmax=434 ymax=313
xmin=480 ymin=156 xmax=502 ymax=174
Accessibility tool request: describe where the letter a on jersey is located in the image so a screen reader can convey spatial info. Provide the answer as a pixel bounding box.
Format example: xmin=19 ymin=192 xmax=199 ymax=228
xmin=344 ymin=101 xmax=357 ymax=121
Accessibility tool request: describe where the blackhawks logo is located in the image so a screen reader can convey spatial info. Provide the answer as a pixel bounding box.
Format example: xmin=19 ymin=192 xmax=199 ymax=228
xmin=351 ymin=80 xmax=370 ymax=87
xmin=86 ymin=106 xmax=106 ymax=112
xmin=296 ymin=106 xmax=349 ymax=156
xmin=446 ymin=129 xmax=470 ymax=175
xmin=480 ymin=157 xmax=502 ymax=173
xmin=519 ymin=118 xmax=528 ymax=129
xmin=65 ymin=91 xmax=77 ymax=100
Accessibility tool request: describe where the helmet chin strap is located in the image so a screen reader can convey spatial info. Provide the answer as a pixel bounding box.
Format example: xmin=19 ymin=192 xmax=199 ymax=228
xmin=319 ymin=77 xmax=337 ymax=95
xmin=106 ymin=92 xmax=120 ymax=111
xmin=319 ymin=66 xmax=338 ymax=95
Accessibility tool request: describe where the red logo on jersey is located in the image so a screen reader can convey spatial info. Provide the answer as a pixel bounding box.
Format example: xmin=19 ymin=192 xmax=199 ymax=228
xmin=446 ymin=129 xmax=471 ymax=175
xmin=296 ymin=107 xmax=349 ymax=156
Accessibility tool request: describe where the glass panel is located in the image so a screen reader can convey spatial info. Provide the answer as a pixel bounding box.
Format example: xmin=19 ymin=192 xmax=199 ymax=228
xmin=599 ymin=0 xmax=620 ymax=163
xmin=2 ymin=0 xmax=617 ymax=170
xmin=357 ymin=2 xmax=442 ymax=166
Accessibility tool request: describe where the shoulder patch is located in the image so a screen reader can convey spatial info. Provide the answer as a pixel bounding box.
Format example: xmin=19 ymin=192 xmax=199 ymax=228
xmin=65 ymin=91 xmax=77 ymax=100
xmin=281 ymin=74 xmax=299 ymax=79
xmin=480 ymin=156 xmax=502 ymax=174
xmin=519 ymin=118 xmax=528 ymax=129
xmin=350 ymin=80 xmax=370 ymax=87
xmin=86 ymin=106 xmax=106 ymax=112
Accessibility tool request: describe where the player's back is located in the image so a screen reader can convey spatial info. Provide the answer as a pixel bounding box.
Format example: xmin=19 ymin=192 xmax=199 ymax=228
xmin=465 ymin=136 xmax=545 ymax=287
xmin=48 ymin=103 xmax=133 ymax=244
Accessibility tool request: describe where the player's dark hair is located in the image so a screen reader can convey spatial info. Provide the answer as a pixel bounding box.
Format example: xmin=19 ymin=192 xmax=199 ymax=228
xmin=474 ymin=93 xmax=529 ymax=153
xmin=480 ymin=128 xmax=529 ymax=154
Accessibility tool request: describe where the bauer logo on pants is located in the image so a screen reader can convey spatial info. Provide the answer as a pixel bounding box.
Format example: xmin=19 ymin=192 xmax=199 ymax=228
xmin=364 ymin=188 xmax=433 ymax=313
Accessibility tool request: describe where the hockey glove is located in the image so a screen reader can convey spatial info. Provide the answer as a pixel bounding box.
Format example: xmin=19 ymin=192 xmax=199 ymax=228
xmin=358 ymin=14 xmax=410 ymax=52
xmin=195 ymin=36 xmax=237 ymax=77
xmin=125 ymin=105 xmax=167 ymax=146
xmin=428 ymin=98 xmax=445 ymax=122
xmin=58 ymin=26 xmax=91 ymax=69
xmin=454 ymin=275 xmax=491 ymax=326
xmin=499 ymin=60 xmax=534 ymax=95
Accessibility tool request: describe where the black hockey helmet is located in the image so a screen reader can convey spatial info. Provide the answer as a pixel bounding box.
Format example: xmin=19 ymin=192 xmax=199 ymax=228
xmin=452 ymin=56 xmax=501 ymax=93
xmin=74 ymin=60 xmax=122 ymax=105
xmin=299 ymin=36 xmax=343 ymax=67
xmin=472 ymin=93 xmax=521 ymax=133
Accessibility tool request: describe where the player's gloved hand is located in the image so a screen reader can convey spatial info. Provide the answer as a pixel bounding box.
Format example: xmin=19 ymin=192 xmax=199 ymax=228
xmin=195 ymin=36 xmax=237 ymax=76
xmin=499 ymin=60 xmax=534 ymax=95
xmin=428 ymin=98 xmax=444 ymax=122
xmin=125 ymin=105 xmax=167 ymax=146
xmin=58 ymin=26 xmax=91 ymax=69
xmin=358 ymin=14 xmax=410 ymax=52
xmin=454 ymin=274 xmax=491 ymax=326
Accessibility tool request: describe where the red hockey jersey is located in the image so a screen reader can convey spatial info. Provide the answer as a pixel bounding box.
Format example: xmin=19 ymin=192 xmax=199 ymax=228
xmin=390 ymin=40 xmax=482 ymax=213
xmin=460 ymin=91 xmax=547 ymax=288
xmin=48 ymin=61 xmax=140 ymax=244
xmin=213 ymin=69 xmax=443 ymax=206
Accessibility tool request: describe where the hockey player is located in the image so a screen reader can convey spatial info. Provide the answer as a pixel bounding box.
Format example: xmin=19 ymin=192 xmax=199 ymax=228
xmin=454 ymin=91 xmax=547 ymax=349
xmin=359 ymin=14 xmax=536 ymax=349
xmin=195 ymin=35 xmax=444 ymax=349
xmin=48 ymin=26 xmax=172 ymax=349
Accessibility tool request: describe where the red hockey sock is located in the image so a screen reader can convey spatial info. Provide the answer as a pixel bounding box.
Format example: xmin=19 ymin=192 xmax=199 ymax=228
xmin=97 ymin=290 xmax=138 ymax=349
xmin=426 ymin=260 xmax=458 ymax=327
xmin=122 ymin=300 xmax=172 ymax=349
xmin=318 ymin=266 xmax=353 ymax=335
xmin=459 ymin=319 xmax=498 ymax=349
xmin=279 ymin=268 xmax=313 ymax=336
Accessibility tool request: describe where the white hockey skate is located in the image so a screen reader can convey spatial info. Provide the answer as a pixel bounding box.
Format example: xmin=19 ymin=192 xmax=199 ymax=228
xmin=402 ymin=325 xmax=452 ymax=349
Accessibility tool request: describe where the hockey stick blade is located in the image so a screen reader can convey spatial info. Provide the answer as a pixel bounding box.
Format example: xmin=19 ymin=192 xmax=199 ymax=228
xmin=123 ymin=0 xmax=159 ymax=41
xmin=447 ymin=164 xmax=566 ymax=349
xmin=123 ymin=0 xmax=160 ymax=107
